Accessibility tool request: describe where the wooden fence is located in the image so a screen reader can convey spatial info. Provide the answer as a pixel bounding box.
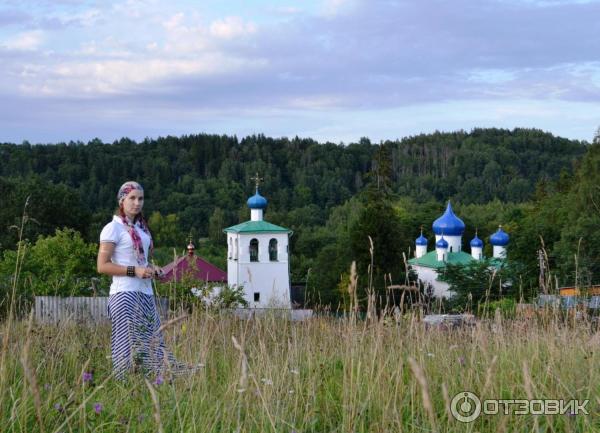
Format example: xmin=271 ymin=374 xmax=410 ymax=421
xmin=34 ymin=296 xmax=169 ymax=324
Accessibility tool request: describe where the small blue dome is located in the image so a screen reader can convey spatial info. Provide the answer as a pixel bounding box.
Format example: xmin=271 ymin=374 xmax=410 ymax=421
xmin=432 ymin=202 xmax=465 ymax=236
xmin=470 ymin=235 xmax=483 ymax=248
xmin=490 ymin=226 xmax=509 ymax=246
xmin=416 ymin=234 xmax=428 ymax=246
xmin=247 ymin=189 xmax=268 ymax=209
xmin=436 ymin=237 xmax=448 ymax=249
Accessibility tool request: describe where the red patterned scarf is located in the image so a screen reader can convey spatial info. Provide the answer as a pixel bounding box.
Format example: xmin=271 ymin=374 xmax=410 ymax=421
xmin=117 ymin=181 xmax=154 ymax=265
xmin=119 ymin=210 xmax=153 ymax=265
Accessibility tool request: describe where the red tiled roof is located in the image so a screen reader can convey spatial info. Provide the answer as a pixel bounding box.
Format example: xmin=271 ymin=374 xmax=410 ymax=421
xmin=161 ymin=254 xmax=226 ymax=283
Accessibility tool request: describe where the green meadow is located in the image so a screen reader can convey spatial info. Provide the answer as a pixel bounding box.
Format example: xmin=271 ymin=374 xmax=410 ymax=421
xmin=1 ymin=309 xmax=598 ymax=433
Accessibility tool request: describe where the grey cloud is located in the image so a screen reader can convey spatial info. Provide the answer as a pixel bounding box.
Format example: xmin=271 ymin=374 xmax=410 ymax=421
xmin=2 ymin=0 xmax=600 ymax=142
xmin=290 ymin=0 xmax=600 ymax=73
xmin=142 ymin=0 xmax=600 ymax=110
xmin=0 ymin=9 xmax=31 ymax=26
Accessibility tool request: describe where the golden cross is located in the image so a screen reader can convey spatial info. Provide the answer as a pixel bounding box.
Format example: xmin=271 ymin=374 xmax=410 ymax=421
xmin=250 ymin=172 xmax=263 ymax=189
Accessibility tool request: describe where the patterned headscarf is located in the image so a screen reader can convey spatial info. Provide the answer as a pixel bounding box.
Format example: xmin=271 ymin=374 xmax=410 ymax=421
xmin=118 ymin=181 xmax=143 ymax=204
xmin=117 ymin=181 xmax=153 ymax=265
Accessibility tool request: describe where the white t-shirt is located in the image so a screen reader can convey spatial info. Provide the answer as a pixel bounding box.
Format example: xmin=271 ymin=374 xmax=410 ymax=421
xmin=99 ymin=215 xmax=153 ymax=295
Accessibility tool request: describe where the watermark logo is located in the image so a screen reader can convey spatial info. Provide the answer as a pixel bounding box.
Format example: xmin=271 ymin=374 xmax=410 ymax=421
xmin=450 ymin=392 xmax=589 ymax=423
xmin=450 ymin=392 xmax=481 ymax=423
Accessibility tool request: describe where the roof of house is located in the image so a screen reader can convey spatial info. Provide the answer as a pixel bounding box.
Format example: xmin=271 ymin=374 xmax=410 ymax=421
xmin=223 ymin=220 xmax=292 ymax=234
xmin=161 ymin=254 xmax=227 ymax=283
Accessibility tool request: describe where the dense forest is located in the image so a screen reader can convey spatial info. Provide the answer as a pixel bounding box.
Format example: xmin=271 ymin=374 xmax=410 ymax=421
xmin=1 ymin=127 xmax=597 ymax=308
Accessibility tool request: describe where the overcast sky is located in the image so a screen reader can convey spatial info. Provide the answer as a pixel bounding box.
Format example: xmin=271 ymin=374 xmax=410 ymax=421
xmin=1 ymin=0 xmax=599 ymax=144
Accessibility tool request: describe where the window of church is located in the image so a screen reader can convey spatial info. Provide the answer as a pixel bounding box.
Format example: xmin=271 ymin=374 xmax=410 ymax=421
xmin=228 ymin=238 xmax=233 ymax=259
xmin=254 ymin=292 xmax=260 ymax=302
xmin=234 ymin=238 xmax=239 ymax=260
xmin=250 ymin=239 xmax=259 ymax=262
xmin=269 ymin=238 xmax=278 ymax=261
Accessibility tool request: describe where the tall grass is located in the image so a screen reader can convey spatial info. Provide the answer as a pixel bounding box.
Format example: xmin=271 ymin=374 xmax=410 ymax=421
xmin=0 ymin=197 xmax=31 ymax=418
xmin=0 ymin=307 xmax=598 ymax=432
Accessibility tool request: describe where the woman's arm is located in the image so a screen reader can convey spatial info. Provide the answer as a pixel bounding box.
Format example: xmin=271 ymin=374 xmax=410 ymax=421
xmin=97 ymin=242 xmax=154 ymax=279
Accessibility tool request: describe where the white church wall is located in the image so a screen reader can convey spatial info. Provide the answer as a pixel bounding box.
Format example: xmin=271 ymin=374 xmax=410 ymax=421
xmin=250 ymin=209 xmax=263 ymax=221
xmin=493 ymin=245 xmax=506 ymax=258
xmin=471 ymin=247 xmax=483 ymax=260
xmin=238 ymin=233 xmax=289 ymax=263
xmin=235 ymin=262 xmax=291 ymax=308
xmin=413 ymin=265 xmax=453 ymax=299
xmin=415 ymin=244 xmax=427 ymax=258
xmin=227 ymin=232 xmax=291 ymax=308
xmin=227 ymin=234 xmax=239 ymax=286
xmin=434 ymin=235 xmax=462 ymax=252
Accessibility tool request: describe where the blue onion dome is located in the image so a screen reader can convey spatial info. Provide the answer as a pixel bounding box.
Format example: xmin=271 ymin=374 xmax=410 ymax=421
xmin=247 ymin=189 xmax=268 ymax=209
xmin=432 ymin=202 xmax=465 ymax=236
xmin=470 ymin=235 xmax=483 ymax=248
xmin=436 ymin=236 xmax=448 ymax=249
xmin=490 ymin=226 xmax=509 ymax=246
xmin=415 ymin=233 xmax=428 ymax=246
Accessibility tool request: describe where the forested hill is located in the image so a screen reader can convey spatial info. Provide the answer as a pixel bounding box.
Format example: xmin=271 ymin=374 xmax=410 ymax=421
xmin=0 ymin=128 xmax=587 ymax=246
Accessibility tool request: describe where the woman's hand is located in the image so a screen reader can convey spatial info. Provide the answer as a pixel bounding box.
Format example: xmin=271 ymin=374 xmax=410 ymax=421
xmin=135 ymin=266 xmax=155 ymax=279
xmin=98 ymin=243 xmax=159 ymax=279
xmin=151 ymin=264 xmax=165 ymax=281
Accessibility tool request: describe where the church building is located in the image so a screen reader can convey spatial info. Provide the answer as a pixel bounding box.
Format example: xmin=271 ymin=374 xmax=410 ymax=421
xmin=223 ymin=180 xmax=293 ymax=308
xmin=408 ymin=202 xmax=509 ymax=298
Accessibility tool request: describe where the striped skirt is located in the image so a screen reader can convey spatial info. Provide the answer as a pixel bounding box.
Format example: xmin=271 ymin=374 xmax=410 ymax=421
xmin=107 ymin=291 xmax=196 ymax=380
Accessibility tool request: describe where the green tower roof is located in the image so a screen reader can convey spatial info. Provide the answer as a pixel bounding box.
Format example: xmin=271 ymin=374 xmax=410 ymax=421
xmin=408 ymin=251 xmax=475 ymax=269
xmin=223 ymin=220 xmax=292 ymax=234
xmin=408 ymin=251 xmax=504 ymax=269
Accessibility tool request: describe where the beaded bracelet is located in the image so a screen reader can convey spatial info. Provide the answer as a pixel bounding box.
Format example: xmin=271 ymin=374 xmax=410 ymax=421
xmin=126 ymin=266 xmax=135 ymax=277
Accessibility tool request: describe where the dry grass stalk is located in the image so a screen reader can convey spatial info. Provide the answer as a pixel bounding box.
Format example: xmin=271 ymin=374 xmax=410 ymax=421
xmin=366 ymin=290 xmax=376 ymax=324
xmin=348 ymin=261 xmax=358 ymax=315
xmin=145 ymin=378 xmax=165 ymax=433
xmin=78 ymin=357 xmax=91 ymax=431
xmin=494 ymin=307 xmax=503 ymax=332
xmin=407 ymin=356 xmax=437 ymax=431
xmin=521 ymin=361 xmax=535 ymax=400
xmin=78 ymin=358 xmax=90 ymax=386
xmin=20 ymin=310 xmax=45 ymax=433
xmin=158 ymin=313 xmax=189 ymax=333
xmin=481 ymin=355 xmax=498 ymax=397
xmin=495 ymin=412 xmax=510 ymax=433
xmin=575 ymin=237 xmax=582 ymax=290
xmin=368 ymin=235 xmax=374 ymax=294
xmin=441 ymin=382 xmax=452 ymax=421
xmin=522 ymin=361 xmax=539 ymax=432
xmin=231 ymin=335 xmax=248 ymax=391
xmin=231 ymin=334 xmax=277 ymax=432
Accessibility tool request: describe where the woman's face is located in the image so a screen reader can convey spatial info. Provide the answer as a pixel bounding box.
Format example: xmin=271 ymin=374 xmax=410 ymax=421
xmin=122 ymin=189 xmax=144 ymax=217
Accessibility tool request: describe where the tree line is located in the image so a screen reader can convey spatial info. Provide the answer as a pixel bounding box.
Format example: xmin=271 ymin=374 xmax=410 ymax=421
xmin=0 ymin=128 xmax=593 ymax=308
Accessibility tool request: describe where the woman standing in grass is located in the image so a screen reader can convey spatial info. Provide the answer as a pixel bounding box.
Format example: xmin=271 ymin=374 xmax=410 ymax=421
xmin=97 ymin=181 xmax=197 ymax=380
